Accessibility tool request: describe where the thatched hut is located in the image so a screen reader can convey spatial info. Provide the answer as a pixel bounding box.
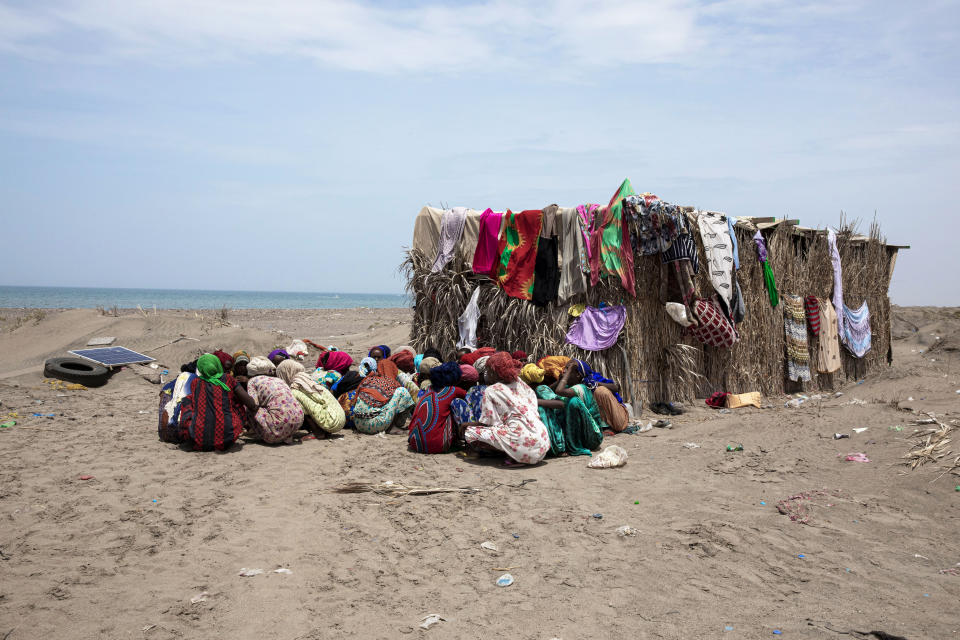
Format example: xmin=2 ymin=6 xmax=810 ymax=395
xmin=401 ymin=194 xmax=906 ymax=408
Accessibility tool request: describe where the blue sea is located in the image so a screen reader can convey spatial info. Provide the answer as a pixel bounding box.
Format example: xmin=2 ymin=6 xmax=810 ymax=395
xmin=0 ymin=286 xmax=410 ymax=310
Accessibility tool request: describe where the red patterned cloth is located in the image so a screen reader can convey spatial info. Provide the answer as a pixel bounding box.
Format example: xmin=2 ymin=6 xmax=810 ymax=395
xmin=804 ymin=295 xmax=821 ymax=336
xmin=177 ymin=373 xmax=246 ymax=451
xmin=705 ymin=391 xmax=730 ymax=408
xmin=495 ymin=209 xmax=543 ymax=300
xmin=688 ymin=298 xmax=738 ymax=349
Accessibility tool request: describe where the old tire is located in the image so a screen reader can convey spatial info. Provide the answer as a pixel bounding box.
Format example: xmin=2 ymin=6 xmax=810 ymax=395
xmin=43 ymin=357 xmax=111 ymax=388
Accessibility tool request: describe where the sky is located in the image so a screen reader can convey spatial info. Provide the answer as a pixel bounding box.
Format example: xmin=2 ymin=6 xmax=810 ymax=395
xmin=0 ymin=0 xmax=957 ymax=304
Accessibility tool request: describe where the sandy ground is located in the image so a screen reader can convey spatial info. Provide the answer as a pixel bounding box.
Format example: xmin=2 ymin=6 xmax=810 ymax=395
xmin=0 ymin=306 xmax=958 ymax=639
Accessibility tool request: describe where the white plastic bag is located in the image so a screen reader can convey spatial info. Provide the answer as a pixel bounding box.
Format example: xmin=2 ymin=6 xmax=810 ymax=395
xmin=286 ymin=340 xmax=309 ymax=359
xmin=587 ymin=445 xmax=628 ymax=469
xmin=665 ymin=302 xmax=693 ymax=327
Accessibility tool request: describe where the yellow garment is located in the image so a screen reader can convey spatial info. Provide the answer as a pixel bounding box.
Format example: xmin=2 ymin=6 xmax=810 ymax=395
xmin=292 ymin=388 xmax=345 ymax=433
xmin=568 ymin=303 xmax=586 ymax=317
xmin=520 ymin=363 xmax=545 ymax=385
xmin=538 ymin=356 xmax=571 ymax=381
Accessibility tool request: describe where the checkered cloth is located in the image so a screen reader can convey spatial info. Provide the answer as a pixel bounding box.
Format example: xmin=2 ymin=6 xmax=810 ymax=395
xmin=688 ymin=298 xmax=738 ymax=348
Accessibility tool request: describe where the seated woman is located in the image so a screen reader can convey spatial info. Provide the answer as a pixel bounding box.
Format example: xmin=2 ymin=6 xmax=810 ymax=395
xmin=232 ymin=351 xmax=250 ymax=380
xmin=562 ymin=360 xmax=630 ymax=432
xmin=212 ymin=350 xmax=234 ymax=374
xmin=276 ymin=360 xmax=345 ymax=437
xmin=451 ymin=361 xmax=486 ymax=426
xmin=167 ymin=354 xmax=250 ymax=451
xmin=408 ymin=362 xmax=467 ymax=454
xmin=416 ymin=356 xmax=441 ymax=393
xmin=368 ymin=345 xmax=391 ymax=362
xmin=158 ymin=360 xmax=197 ymax=443
xmin=520 ymin=362 xmax=568 ymax=456
xmin=457 ymin=352 xmax=550 ymax=465
xmin=358 ymin=357 xmax=378 ymax=378
xmin=244 ymin=357 xmax=304 ymax=444
xmin=340 ymin=359 xmax=414 ymax=434
xmin=552 ymin=360 xmax=625 ymax=455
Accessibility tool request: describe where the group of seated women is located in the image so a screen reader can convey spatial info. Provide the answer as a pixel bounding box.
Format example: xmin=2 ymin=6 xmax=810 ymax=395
xmin=157 ymin=343 xmax=633 ymax=464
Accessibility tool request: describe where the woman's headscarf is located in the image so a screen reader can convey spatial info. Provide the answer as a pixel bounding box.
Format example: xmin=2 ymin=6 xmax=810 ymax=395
xmin=429 ymin=362 xmax=462 ymax=389
xmin=520 ymin=363 xmax=545 ymax=385
xmin=389 ymin=350 xmax=415 ymax=373
xmin=232 ymin=350 xmax=250 ymax=365
xmin=181 ymin=359 xmax=198 ymax=374
xmin=246 ymin=356 xmax=276 ymax=376
xmin=487 ymin=351 xmax=521 ymax=384
xmin=276 ymin=359 xmax=305 ymax=386
xmin=575 ymin=359 xmax=623 ymax=403
xmin=369 ymin=345 xmax=391 ymax=359
xmin=320 ymin=370 xmax=342 ymax=388
xmin=372 ymin=358 xmax=400 ymax=380
xmin=396 ymin=345 xmax=415 ymax=356
xmin=511 ymin=350 xmax=528 ymax=362
xmin=474 ymin=356 xmax=491 ymax=378
xmin=459 ymin=364 xmax=479 ymax=384
xmin=460 ymin=346 xmax=495 ymax=366
xmin=359 ymin=357 xmax=378 ymax=377
xmin=414 ymin=354 xmax=424 ymax=371
xmin=418 ymin=357 xmax=441 ymax=377
xmin=212 ymin=350 xmax=234 ymax=371
xmin=196 ymin=353 xmax=231 ymax=391
xmin=317 ymin=350 xmax=354 ymax=374
xmin=538 ymin=356 xmax=572 ymax=381
xmin=268 ymin=349 xmax=289 ymax=362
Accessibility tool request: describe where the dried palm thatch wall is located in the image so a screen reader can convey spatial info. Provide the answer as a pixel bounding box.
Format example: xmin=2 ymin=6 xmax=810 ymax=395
xmin=402 ymin=208 xmax=901 ymax=407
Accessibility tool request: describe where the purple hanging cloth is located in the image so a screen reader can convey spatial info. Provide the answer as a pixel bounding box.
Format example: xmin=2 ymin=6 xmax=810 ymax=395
xmin=566 ymin=305 xmax=627 ymax=351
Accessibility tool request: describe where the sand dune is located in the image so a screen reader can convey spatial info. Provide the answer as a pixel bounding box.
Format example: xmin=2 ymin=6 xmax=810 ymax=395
xmin=0 ymin=306 xmax=957 ymax=639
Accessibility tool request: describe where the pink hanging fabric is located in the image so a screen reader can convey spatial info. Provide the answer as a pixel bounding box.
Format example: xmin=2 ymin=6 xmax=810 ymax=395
xmin=472 ymin=208 xmax=504 ymax=276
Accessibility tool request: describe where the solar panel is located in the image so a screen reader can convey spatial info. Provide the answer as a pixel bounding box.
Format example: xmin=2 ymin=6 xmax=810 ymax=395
xmin=68 ymin=346 xmax=156 ymax=367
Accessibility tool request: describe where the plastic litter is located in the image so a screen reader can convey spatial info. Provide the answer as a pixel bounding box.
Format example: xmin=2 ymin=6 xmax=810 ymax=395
xmin=587 ymin=445 xmax=628 ymax=469
xmin=638 ymin=422 xmax=654 ymax=433
xmin=726 ymin=444 xmax=744 ymax=452
xmin=842 ymin=453 xmax=870 ymax=463
xmin=591 ymin=513 xmax=603 ymax=519
xmin=616 ymin=525 xmax=637 ymax=537
xmin=480 ymin=541 xmax=499 ymax=552
xmin=760 ymin=500 xmax=766 ymax=505
xmin=512 ymin=533 xmax=520 ymax=539
xmin=852 ymin=427 xmax=868 ymax=434
xmin=725 ymin=626 xmax=734 ymax=632
xmin=718 ymin=409 xmax=731 ymax=414
xmin=190 ymin=591 xmax=210 ymax=604
xmin=797 ymin=554 xmax=806 ymax=559
xmin=683 ymin=442 xmax=701 ymax=449
xmin=773 ymin=631 xmax=782 ymax=636
xmin=31 ymin=413 xmax=55 ymax=418
xmin=419 ymin=614 xmax=445 ymax=630
xmin=785 ymin=398 xmax=803 ymax=408
xmin=653 ymin=419 xmax=672 ymax=429
xmin=274 ymin=568 xmax=292 ymax=574
xmin=79 ymin=475 xmax=94 ymax=481
xmin=238 ymin=568 xmax=264 ymax=577
xmin=0 ymin=420 xmax=15 ymax=429
xmin=496 ymin=573 xmax=514 ymax=587
xmin=834 ymin=433 xmax=849 ymax=440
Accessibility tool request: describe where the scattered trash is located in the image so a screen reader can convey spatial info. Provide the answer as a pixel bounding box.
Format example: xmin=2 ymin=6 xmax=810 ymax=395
xmin=914 ymin=554 xmax=929 ymax=560
xmin=834 ymin=392 xmax=844 ymax=397
xmin=149 ymin=363 xmax=159 ymax=369
xmin=616 ymin=525 xmax=637 ymax=537
xmin=495 ymin=573 xmax=514 ymax=587
xmin=374 ymin=431 xmax=387 ymax=439
xmin=852 ymin=427 xmax=868 ymax=434
xmin=776 ymin=489 xmax=845 ymax=525
xmin=238 ymin=568 xmax=264 ymax=577
xmin=79 ymin=475 xmax=94 ymax=481
xmin=785 ymin=398 xmax=804 ymax=408
xmin=907 ymin=397 xmax=914 ymax=402
xmin=955 ymin=486 xmax=959 ymax=492
xmin=638 ymin=421 xmax=654 ymax=433
xmin=137 ymin=410 xmax=148 ymax=414
xmin=587 ymin=445 xmax=628 ymax=469
xmin=653 ymin=419 xmax=672 ymax=429
xmin=725 ymin=626 xmax=734 ymax=632
xmin=841 ymin=452 xmax=870 ymax=463
xmin=152 ymin=499 xmax=158 ymax=503
xmin=0 ymin=420 xmax=15 ymax=429
xmin=915 ymin=418 xmax=936 ymax=425
xmin=480 ymin=541 xmax=499 ymax=552
xmin=718 ymin=409 xmax=731 ymax=414
xmin=844 ymin=398 xmax=867 ymax=406
xmin=834 ymin=433 xmax=849 ymax=440
xmin=726 ymin=444 xmax=744 ymax=452
xmin=512 ymin=533 xmax=520 ymax=539
xmin=190 ymin=591 xmax=210 ymax=604
xmin=889 ymin=426 xmax=903 ymax=432
xmin=591 ymin=513 xmax=603 ymax=519
xmin=773 ymin=631 xmax=782 ymax=636
xmin=760 ymin=500 xmax=766 ymax=505
xmin=797 ymin=554 xmax=806 ymax=559
xmin=682 ymin=442 xmax=701 ymax=449
xmin=31 ymin=413 xmax=55 ymax=418
xmin=419 ymin=614 xmax=445 ymax=630
xmin=274 ymin=568 xmax=292 ymax=574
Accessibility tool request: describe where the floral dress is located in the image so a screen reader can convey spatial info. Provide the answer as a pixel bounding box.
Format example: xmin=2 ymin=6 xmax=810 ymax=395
xmin=463 ymin=381 xmax=550 ymax=465
xmin=345 ymin=374 xmax=415 ymax=434
xmin=247 ymin=375 xmax=305 ymax=444
xmin=451 ymin=384 xmax=486 ymax=424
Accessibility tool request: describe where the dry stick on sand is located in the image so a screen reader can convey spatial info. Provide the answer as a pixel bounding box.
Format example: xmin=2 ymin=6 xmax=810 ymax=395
xmin=334 ymin=482 xmax=480 ymax=496
xmin=902 ymin=412 xmax=955 ymax=471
